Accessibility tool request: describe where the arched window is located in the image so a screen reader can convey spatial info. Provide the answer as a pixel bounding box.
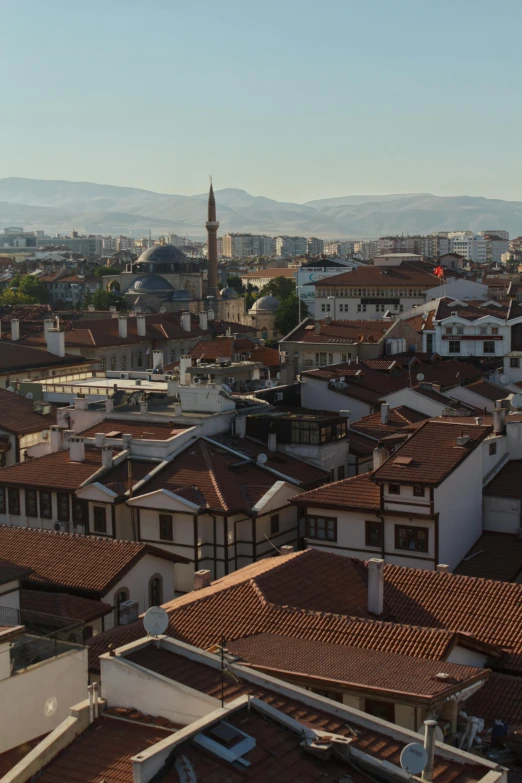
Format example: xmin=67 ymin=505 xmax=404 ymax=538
xmin=149 ymin=575 xmax=163 ymax=607
xmin=115 ymin=587 xmax=129 ymax=624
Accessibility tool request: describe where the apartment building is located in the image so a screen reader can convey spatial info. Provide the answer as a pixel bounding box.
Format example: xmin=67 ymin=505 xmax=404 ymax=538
xmin=222 ymin=233 xmax=274 ymax=258
xmin=306 ymin=236 xmax=324 ymax=255
xmin=274 ymin=235 xmax=307 ymax=256
xmin=450 ymin=234 xmax=487 ymax=263
xmin=353 ymin=239 xmax=379 ymax=260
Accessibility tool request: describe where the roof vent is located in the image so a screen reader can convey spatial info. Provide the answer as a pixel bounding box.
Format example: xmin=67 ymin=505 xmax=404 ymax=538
xmin=434 ymin=672 xmax=451 ymax=681
xmin=456 ymin=434 xmax=471 ymax=447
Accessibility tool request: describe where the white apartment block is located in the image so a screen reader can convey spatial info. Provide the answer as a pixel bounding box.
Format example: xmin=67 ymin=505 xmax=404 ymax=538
xmin=274 ymin=235 xmax=308 ymax=257
xmin=222 ymin=233 xmax=274 ymax=258
xmin=450 ymin=235 xmax=487 ymax=263
xmin=306 ymin=236 xmax=324 ymax=255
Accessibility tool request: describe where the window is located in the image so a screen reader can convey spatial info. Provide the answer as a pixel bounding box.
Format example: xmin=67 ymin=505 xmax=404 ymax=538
xmin=413 ymin=485 xmax=425 ymax=497
xmin=100 ymin=357 xmax=106 ymax=371
xmin=388 ymin=484 xmax=400 ymax=495
xmin=0 ymin=487 xmax=5 ymax=514
xmin=483 ymin=341 xmax=495 ymax=354
xmin=337 ymin=465 xmax=345 ymax=481
xmin=510 ymin=358 xmax=520 ymax=368
xmin=365 ymin=521 xmax=382 ymax=548
xmin=25 ymin=489 xmax=38 ymax=517
xmin=170 ymin=349 xmax=176 ymax=363
xmin=149 ymin=575 xmax=163 ymax=607
xmin=395 ymin=525 xmax=429 ymax=553
xmin=426 ymin=333 xmax=434 ymax=352
xmin=136 ymin=351 xmax=143 ymax=368
xmin=270 ymin=514 xmax=280 ymax=535
xmin=110 ymin=355 xmax=117 ymax=371
xmin=121 ymin=354 xmax=127 ymax=371
xmin=57 ymin=493 xmax=70 ymax=522
xmin=159 ymin=513 xmax=173 ymax=541
xmin=93 ymin=505 xmax=107 ymax=534
xmin=306 ymin=515 xmax=337 ymax=542
xmin=489 ymin=442 xmax=497 ymax=456
xmin=40 ymin=491 xmax=52 ymax=519
xmin=72 ymin=498 xmax=88 ymax=526
xmin=8 ymin=488 xmax=20 ymax=515
xmin=448 ymin=340 xmax=461 ymax=354
xmin=365 ymin=698 xmax=395 ymax=723
xmin=478 ymin=326 xmax=488 ymax=335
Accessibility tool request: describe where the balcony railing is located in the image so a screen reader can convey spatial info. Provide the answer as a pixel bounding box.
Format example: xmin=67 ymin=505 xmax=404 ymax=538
xmin=0 ymin=605 xmax=84 ymax=636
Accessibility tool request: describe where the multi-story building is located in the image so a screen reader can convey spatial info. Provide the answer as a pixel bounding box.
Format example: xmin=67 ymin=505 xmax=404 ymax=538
xmin=449 ymin=234 xmax=487 ymax=263
xmin=306 ymin=236 xmax=324 ymax=255
xmin=274 ymin=235 xmax=307 ymax=257
xmin=481 ymin=234 xmax=510 ymax=263
xmin=323 ymin=240 xmax=341 ymax=256
xmin=39 ymin=235 xmax=103 ymax=257
xmin=222 ymin=233 xmax=274 ymax=258
xmin=480 ymin=230 xmax=509 ymax=241
xmin=353 ymin=239 xmax=379 ymax=260
xmin=167 ymin=233 xmax=186 ymax=247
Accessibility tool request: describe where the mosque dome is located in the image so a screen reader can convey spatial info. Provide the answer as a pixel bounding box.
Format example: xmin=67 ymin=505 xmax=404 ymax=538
xmin=220 ymin=286 xmax=239 ymax=300
xmin=171 ymin=290 xmax=193 ymax=301
xmin=250 ymin=295 xmax=280 ymax=311
xmin=130 ymin=273 xmax=173 ymax=292
xmin=136 ymin=244 xmax=188 ymax=267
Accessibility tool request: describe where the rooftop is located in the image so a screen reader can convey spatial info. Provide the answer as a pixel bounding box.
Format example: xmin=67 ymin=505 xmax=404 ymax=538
xmin=313 ymin=263 xmax=441 ymax=288
xmin=0 ymin=341 xmax=90 ymax=373
xmin=285 ymin=317 xmax=392 ymax=345
xmin=454 ymin=532 xmax=522 ymax=582
xmin=350 ymin=406 xmax=428 ymax=441
xmin=77 ymin=418 xmax=191 ymax=441
xmin=484 ymin=459 xmax=522 ymax=499
xmin=0 ymin=445 xmax=112 ymax=489
xmin=0 ymin=388 xmax=56 ymax=435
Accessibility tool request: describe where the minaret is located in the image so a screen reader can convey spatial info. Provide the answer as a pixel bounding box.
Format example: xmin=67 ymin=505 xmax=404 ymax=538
xmin=205 ymin=180 xmax=219 ymax=299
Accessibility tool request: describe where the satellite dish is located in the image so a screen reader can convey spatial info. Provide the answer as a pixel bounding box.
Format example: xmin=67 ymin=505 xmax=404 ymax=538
xmin=400 ymin=743 xmax=428 ymax=776
xmin=25 ymin=392 xmax=33 ymax=400
xmin=416 ymin=373 xmax=425 ymax=382
xmin=143 ymin=606 xmax=168 ymax=637
xmin=265 ymin=379 xmax=272 ymax=387
xmin=500 ymin=375 xmax=509 ymax=385
xmin=512 ymin=393 xmax=522 ymax=409
xmin=6 ymin=386 xmax=14 ymax=393
xmin=257 ymin=453 xmax=268 ymax=465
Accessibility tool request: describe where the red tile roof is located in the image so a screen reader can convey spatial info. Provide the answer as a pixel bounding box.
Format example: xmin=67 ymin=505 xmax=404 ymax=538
xmin=287 ymin=318 xmax=392 ymax=345
xmin=250 ymin=345 xmax=280 ymax=367
xmin=454 ymin=532 xmax=522 ymax=582
xmin=291 ymin=472 xmax=380 ymax=510
xmin=313 ymin=263 xmax=441 ymax=288
xmin=466 ymin=672 xmax=522 ymax=727
xmin=372 ymin=420 xmax=491 ymax=486
xmin=0 ymin=388 xmax=56 ymax=435
xmin=0 ymin=526 xmax=186 ymax=597
xmin=228 ymin=633 xmax=487 ymax=700
xmin=463 ymin=379 xmax=508 ymax=403
xmin=484 ymin=460 xmax=522 ymax=499
xmin=0 ymin=341 xmax=90 ymax=372
xmin=351 ymin=406 xmax=428 ymax=441
xmin=188 ymin=337 xmax=234 ymax=360
xmin=20 ymin=589 xmax=112 ymax=623
xmin=0 ymin=446 xmax=107 ymax=489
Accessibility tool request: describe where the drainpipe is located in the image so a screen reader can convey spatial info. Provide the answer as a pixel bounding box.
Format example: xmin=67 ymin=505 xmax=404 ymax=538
xmin=422 ymin=720 xmax=438 ymax=782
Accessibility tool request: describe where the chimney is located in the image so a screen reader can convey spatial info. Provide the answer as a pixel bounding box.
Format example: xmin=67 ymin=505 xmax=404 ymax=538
xmin=46 ymin=328 xmax=65 ymax=358
xmin=194 ymin=569 xmax=211 ymax=591
xmin=105 ymin=398 xmax=114 ymax=413
xmin=207 ymin=308 xmax=215 ymax=321
xmin=11 ymin=319 xmax=19 ymax=342
xmin=280 ymin=545 xmax=294 ymax=555
xmin=235 ymin=417 xmax=246 ymax=438
xmin=88 ymin=304 xmax=95 ymax=312
xmin=74 ymin=395 xmax=88 ymax=411
xmin=140 ymin=398 xmax=148 ymax=414
xmin=339 ymin=410 xmax=351 ymax=420
xmin=101 ymin=445 xmax=113 ymax=468
xmin=422 ymin=720 xmax=438 ymax=783
xmin=368 ymin=558 xmax=384 ymax=615
xmin=69 ymin=436 xmax=86 ymax=463
xmin=43 ymin=318 xmax=53 ymax=337
xmin=199 ymin=312 xmax=208 ymax=331
xmin=137 ymin=315 xmax=146 ymax=337
xmin=152 ymin=350 xmax=163 ymax=370
xmin=50 ymin=425 xmax=63 ymax=453
xmin=436 ymin=564 xmax=449 ymax=573
xmin=380 ymin=403 xmax=390 ymax=425
xmin=118 ymin=315 xmax=127 ymax=339
xmin=109 ymin=305 xmax=117 ymax=313
xmin=94 ymin=433 xmax=106 ymax=447
xmin=373 ymin=446 xmax=387 ymax=471
xmin=314 ymin=321 xmax=321 ymax=335
xmin=493 ymin=401 xmax=506 ymax=435
xmin=181 ymin=312 xmax=191 ymax=332
xmin=475 ymin=417 xmax=483 ymax=426
xmin=268 ymin=432 xmax=277 ymax=452
xmin=179 ymin=354 xmax=192 ymax=383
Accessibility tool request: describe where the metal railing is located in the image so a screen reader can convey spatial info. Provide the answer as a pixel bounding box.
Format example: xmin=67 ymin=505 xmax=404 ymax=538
xmin=9 ymin=627 xmax=84 ymax=674
xmin=0 ymin=605 xmax=85 ymax=635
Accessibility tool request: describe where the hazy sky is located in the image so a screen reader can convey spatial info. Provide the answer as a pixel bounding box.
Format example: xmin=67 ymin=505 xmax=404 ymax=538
xmin=2 ymin=0 xmax=521 ymax=202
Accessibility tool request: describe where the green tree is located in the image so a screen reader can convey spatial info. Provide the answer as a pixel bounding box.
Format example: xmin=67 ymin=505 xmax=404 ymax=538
xmin=91 ymin=288 xmax=126 ymax=311
xmin=260 ymin=276 xmax=295 ymax=301
xmin=274 ymin=293 xmax=309 ymax=336
xmin=226 ymin=276 xmax=243 ymax=294
xmin=8 ymin=274 xmax=49 ymax=303
xmin=94 ymin=266 xmax=120 ymax=277
xmin=0 ymin=289 xmax=37 ymax=306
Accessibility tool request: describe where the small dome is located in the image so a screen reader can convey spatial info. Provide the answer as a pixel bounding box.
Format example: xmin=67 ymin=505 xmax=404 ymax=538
xmin=131 ymin=274 xmax=173 ymax=291
xmin=220 ymin=286 xmax=239 ymax=300
xmin=136 ymin=244 xmax=188 ymax=267
xmin=171 ymin=290 xmax=192 ymax=301
xmin=250 ymin=295 xmax=280 ymax=311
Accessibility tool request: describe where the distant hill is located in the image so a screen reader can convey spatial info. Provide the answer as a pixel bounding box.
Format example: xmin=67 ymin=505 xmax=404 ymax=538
xmin=0 ymin=178 xmax=521 ymax=238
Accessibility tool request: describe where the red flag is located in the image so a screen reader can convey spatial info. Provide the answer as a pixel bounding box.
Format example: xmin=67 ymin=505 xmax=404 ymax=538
xmin=433 ymin=265 xmax=444 ymax=278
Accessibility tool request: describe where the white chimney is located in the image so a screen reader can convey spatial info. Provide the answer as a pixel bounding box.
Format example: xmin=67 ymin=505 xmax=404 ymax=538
xmin=95 ymin=433 xmax=106 ymax=447
xmin=105 ymin=398 xmax=114 ymax=413
xmin=137 ymin=315 xmax=146 ymax=337
xmin=122 ymin=433 xmax=132 ymax=450
xmin=280 ymin=545 xmax=294 ymax=555
xmin=50 ymin=425 xmax=63 ymax=453
xmin=140 ymin=398 xmax=148 ymax=414
xmin=226 ymin=327 xmax=232 ymax=337
xmin=43 ymin=319 xmax=54 ymax=337
xmin=493 ymin=402 xmax=506 ymax=435
xmin=194 ymin=569 xmax=211 ymax=590
xmin=199 ymin=312 xmax=208 ymax=331
xmin=69 ymin=436 xmax=85 ymax=463
xmin=118 ymin=316 xmax=127 ymax=339
xmin=181 ymin=312 xmax=191 ymax=332
xmin=207 ymin=309 xmax=215 ymax=321
xmin=101 ymin=445 xmax=113 ymax=468
xmin=46 ymin=328 xmax=65 ymax=358
xmin=74 ymin=396 xmax=88 ymax=411
xmin=372 ymin=446 xmax=387 ymax=471
xmin=11 ymin=319 xmax=19 ymax=342
xmin=268 ymin=432 xmax=277 ymax=452
xmin=314 ymin=322 xmax=321 ymax=335
xmin=179 ymin=354 xmax=192 ymax=383
xmin=235 ymin=417 xmax=246 ymax=438
xmin=368 ymin=558 xmax=384 ymax=615
xmin=153 ymin=350 xmax=163 ymax=370
xmin=380 ymin=403 xmax=390 ymax=425
xmin=436 ymin=564 xmax=449 ymax=573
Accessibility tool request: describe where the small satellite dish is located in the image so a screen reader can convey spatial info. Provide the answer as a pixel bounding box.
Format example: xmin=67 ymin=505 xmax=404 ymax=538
xmin=257 ymin=453 xmax=268 ymax=465
xmin=500 ymin=375 xmax=509 ymax=385
xmin=265 ymin=379 xmax=272 ymax=387
xmin=416 ymin=373 xmax=425 ymax=382
xmin=6 ymin=386 xmax=14 ymax=393
xmin=512 ymin=393 xmax=522 ymax=409
xmin=143 ymin=606 xmax=168 ymax=637
xmin=25 ymin=392 xmax=33 ymax=400
xmin=400 ymin=743 xmax=428 ymax=776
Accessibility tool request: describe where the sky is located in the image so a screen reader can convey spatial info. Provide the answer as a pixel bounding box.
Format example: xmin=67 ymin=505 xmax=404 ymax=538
xmin=1 ymin=0 xmax=521 ymax=203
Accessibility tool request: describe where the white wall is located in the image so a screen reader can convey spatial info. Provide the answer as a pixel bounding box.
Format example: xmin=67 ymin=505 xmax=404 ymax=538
xmin=446 ymin=646 xmax=488 ymax=668
xmin=424 ymin=279 xmax=487 ymax=301
xmin=483 ymin=495 xmax=520 ymax=533
xmin=0 ymin=648 xmax=87 ymax=754
xmin=383 ymin=387 xmax=448 ymax=417
xmin=102 ymin=553 xmax=176 ymax=629
xmin=301 ymin=377 xmax=373 ymax=422
xmin=448 ymin=386 xmax=499 ymax=413
xmin=0 ymin=580 xmax=20 ymax=610
xmin=279 ymin=439 xmax=348 ymax=474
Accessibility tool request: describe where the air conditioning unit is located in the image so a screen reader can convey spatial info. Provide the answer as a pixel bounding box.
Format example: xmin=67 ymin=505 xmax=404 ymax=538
xmin=118 ymin=599 xmax=139 ymax=625
xmin=120 ymin=373 xmax=128 ymax=379
xmin=54 ymin=522 xmax=67 ymax=532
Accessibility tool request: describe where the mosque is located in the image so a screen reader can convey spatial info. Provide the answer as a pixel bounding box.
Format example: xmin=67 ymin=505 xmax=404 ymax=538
xmin=102 ymin=185 xmax=279 ymax=335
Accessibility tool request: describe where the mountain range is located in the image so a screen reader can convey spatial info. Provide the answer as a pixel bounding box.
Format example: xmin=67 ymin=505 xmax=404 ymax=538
xmin=0 ymin=178 xmax=521 ymax=239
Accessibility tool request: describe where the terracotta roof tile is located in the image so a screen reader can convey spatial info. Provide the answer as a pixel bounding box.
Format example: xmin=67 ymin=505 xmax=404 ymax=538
xmin=291 ymin=472 xmax=380 ymax=510
xmin=313 ymin=263 xmax=441 ymax=288
xmin=188 ymin=337 xmax=234 ymax=360
xmin=20 ymin=589 xmax=112 ymax=623
xmin=0 ymin=446 xmax=107 ymax=489
xmin=466 ymin=672 xmax=522 ymax=727
xmin=250 ymin=345 xmax=280 ymax=367
xmin=0 ymin=389 xmax=56 ymax=435
xmin=463 ymin=379 xmax=508 ymax=403
xmin=0 ymin=525 xmax=183 ymax=596
xmin=351 ymin=406 xmax=428 ymax=441
xmin=484 ymin=459 xmax=522 ymax=499
xmin=289 ymin=318 xmax=391 ymax=345
xmin=454 ymin=532 xmax=522 ymax=582
xmin=0 ymin=341 xmax=90 ymax=372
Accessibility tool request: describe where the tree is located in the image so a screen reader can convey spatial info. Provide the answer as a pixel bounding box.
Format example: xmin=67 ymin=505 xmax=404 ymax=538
xmin=7 ymin=274 xmax=49 ymax=304
xmin=91 ymin=288 xmax=126 ymax=311
xmin=274 ymin=293 xmax=309 ymax=336
xmin=226 ymin=276 xmax=243 ymax=295
xmin=0 ymin=289 xmax=37 ymax=306
xmin=94 ymin=266 xmax=120 ymax=277
xmin=260 ymin=276 xmax=295 ymax=301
